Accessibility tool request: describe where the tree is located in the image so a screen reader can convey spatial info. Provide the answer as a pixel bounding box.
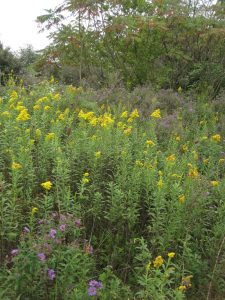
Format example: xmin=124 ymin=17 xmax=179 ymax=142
xmin=36 ymin=0 xmax=225 ymax=93
xmin=0 ymin=42 xmax=21 ymax=83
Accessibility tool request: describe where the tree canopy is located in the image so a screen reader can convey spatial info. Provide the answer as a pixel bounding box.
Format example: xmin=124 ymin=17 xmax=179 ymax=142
xmin=36 ymin=0 xmax=225 ymax=92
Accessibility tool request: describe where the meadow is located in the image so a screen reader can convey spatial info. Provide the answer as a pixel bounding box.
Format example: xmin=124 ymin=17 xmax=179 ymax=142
xmin=0 ymin=79 xmax=224 ymax=299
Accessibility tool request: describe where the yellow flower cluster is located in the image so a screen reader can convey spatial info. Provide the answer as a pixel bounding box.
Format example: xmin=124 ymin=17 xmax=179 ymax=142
xmin=78 ymin=110 xmax=114 ymax=128
xmin=178 ymin=195 xmax=185 ymax=204
xmin=16 ymin=109 xmax=30 ymax=121
xmin=178 ymin=275 xmax=193 ymax=292
xmin=31 ymin=207 xmax=38 ymax=214
xmin=146 ymin=140 xmax=155 ymax=147
xmin=151 ymin=109 xmax=161 ymax=118
xmin=211 ymin=181 xmax=219 ymax=187
xmin=211 ymin=134 xmax=221 ymax=142
xmin=188 ymin=164 xmax=199 ymax=178
xmin=153 ymin=255 xmax=164 ymax=268
xmin=168 ymin=252 xmax=175 ymax=258
xmin=82 ymin=172 xmax=90 ymax=184
xmin=167 ymin=154 xmax=176 ymax=162
xmin=41 ymin=181 xmax=53 ymax=190
xmin=12 ymin=162 xmax=22 ymax=170
xmin=128 ymin=109 xmax=139 ymax=123
xmin=45 ymin=133 xmax=55 ymax=141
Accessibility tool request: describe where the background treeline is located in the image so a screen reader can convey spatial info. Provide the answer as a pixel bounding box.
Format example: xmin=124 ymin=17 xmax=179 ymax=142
xmin=1 ymin=0 xmax=225 ymax=94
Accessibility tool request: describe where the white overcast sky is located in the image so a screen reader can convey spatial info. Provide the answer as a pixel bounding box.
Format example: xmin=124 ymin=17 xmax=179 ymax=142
xmin=0 ymin=0 xmax=62 ymax=52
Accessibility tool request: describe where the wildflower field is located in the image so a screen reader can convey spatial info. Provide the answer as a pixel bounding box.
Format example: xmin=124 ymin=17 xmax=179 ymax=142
xmin=0 ymin=79 xmax=224 ymax=300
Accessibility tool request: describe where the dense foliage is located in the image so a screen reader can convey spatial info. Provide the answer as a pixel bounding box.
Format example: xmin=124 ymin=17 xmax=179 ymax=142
xmin=0 ymin=79 xmax=224 ymax=299
xmin=36 ymin=0 xmax=225 ymax=93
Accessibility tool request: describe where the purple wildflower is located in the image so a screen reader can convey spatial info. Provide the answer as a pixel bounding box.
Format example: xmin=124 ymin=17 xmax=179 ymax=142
xmin=49 ymin=229 xmax=57 ymax=239
xmin=38 ymin=253 xmax=46 ymax=261
xmin=23 ymin=226 xmax=30 ymax=233
xmin=59 ymin=224 xmax=66 ymax=232
xmin=88 ymin=286 xmax=97 ymax=296
xmin=11 ymin=249 xmax=19 ymax=256
xmin=88 ymin=280 xmax=103 ymax=289
xmin=89 ymin=280 xmax=99 ymax=287
xmin=85 ymin=243 xmax=94 ymax=255
xmin=96 ymin=281 xmax=103 ymax=289
xmin=88 ymin=280 xmax=103 ymax=296
xmin=47 ymin=268 xmax=56 ymax=280
xmin=75 ymin=219 xmax=81 ymax=227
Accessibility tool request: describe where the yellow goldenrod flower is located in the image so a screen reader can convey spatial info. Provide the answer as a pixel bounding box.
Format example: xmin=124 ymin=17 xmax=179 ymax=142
xmin=130 ymin=108 xmax=139 ymax=119
xmin=117 ymin=122 xmax=126 ymax=129
xmin=31 ymin=207 xmax=38 ymax=214
xmin=10 ymin=90 xmax=18 ymax=100
xmin=218 ymin=158 xmax=225 ymax=164
xmin=153 ymin=255 xmax=164 ymax=268
xmin=188 ymin=167 xmax=199 ymax=178
xmin=127 ymin=117 xmax=134 ymax=123
xmin=211 ymin=134 xmax=221 ymax=142
xmin=78 ymin=110 xmax=95 ymax=121
xmin=16 ymin=109 xmax=30 ymax=121
xmin=15 ymin=105 xmax=26 ymax=111
xmin=44 ymin=106 xmax=51 ymax=111
xmin=12 ymin=162 xmax=22 ymax=170
xmin=41 ymin=181 xmax=53 ymax=190
xmin=120 ymin=111 xmax=128 ymax=118
xmin=135 ymin=160 xmax=144 ymax=167
xmin=53 ymin=93 xmax=60 ymax=101
xmin=211 ymin=181 xmax=219 ymax=187
xmin=181 ymin=144 xmax=188 ymax=152
xmin=157 ymin=178 xmax=164 ymax=188
xmin=82 ymin=178 xmax=89 ymax=184
xmin=58 ymin=113 xmax=65 ymax=121
xmin=178 ymin=285 xmax=187 ymax=291
xmin=124 ymin=127 xmax=132 ymax=135
xmin=168 ymin=252 xmax=175 ymax=258
xmin=36 ymin=96 xmax=48 ymax=105
xmin=182 ymin=275 xmax=193 ymax=288
xmin=146 ymin=140 xmax=155 ymax=147
xmin=95 ymin=151 xmax=101 ymax=158
xmin=175 ymin=135 xmax=181 ymax=141
xmin=33 ymin=104 xmax=40 ymax=110
xmin=45 ymin=133 xmax=55 ymax=141
xmin=167 ymin=154 xmax=176 ymax=162
xmin=151 ymin=109 xmax=161 ymax=118
xmin=99 ymin=113 xmax=114 ymax=127
xmin=89 ymin=117 xmax=98 ymax=126
xmin=178 ymin=195 xmax=185 ymax=204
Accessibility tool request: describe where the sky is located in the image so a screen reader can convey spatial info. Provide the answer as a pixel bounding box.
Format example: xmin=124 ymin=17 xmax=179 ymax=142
xmin=0 ymin=0 xmax=62 ymax=52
